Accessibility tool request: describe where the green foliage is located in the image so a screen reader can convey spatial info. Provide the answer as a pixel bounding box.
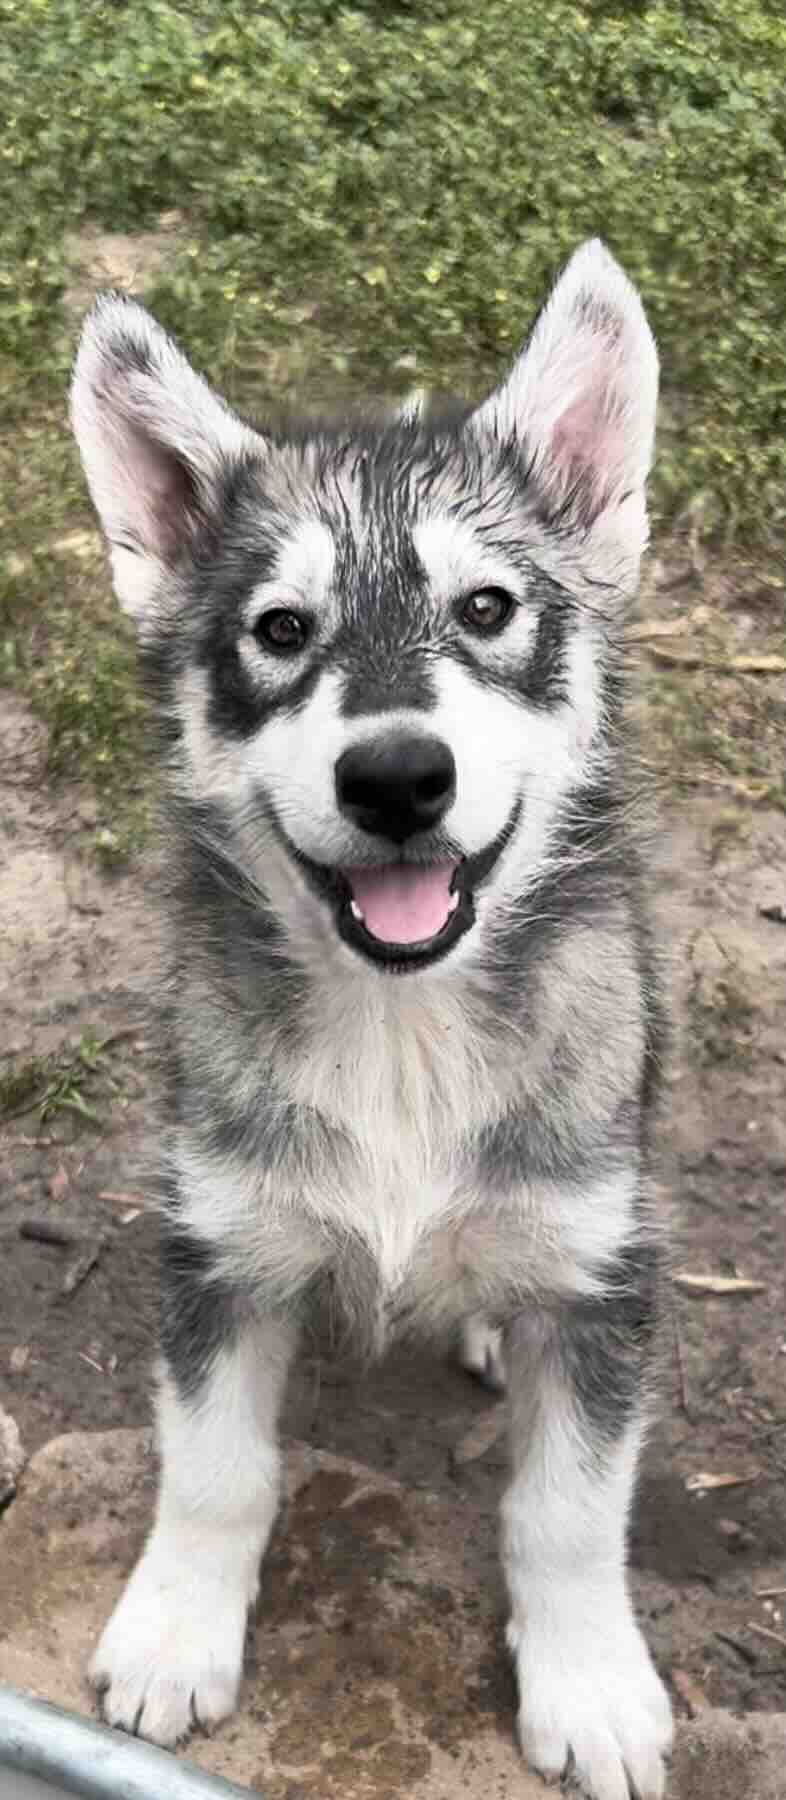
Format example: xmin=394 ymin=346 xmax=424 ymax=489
xmin=1 ymin=0 xmax=786 ymax=534
xmin=0 ymin=0 xmax=784 ymax=838
xmin=0 ymin=421 xmax=150 ymax=861
xmin=0 ymin=1029 xmax=125 ymax=1127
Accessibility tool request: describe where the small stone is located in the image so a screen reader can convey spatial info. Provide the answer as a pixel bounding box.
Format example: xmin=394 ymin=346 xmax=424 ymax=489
xmin=0 ymin=1405 xmax=26 ymax=1506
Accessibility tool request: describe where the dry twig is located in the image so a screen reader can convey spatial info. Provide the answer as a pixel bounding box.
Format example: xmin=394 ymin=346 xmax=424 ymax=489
xmin=20 ymin=1217 xmax=81 ymax=1248
xmin=646 ymin=645 xmax=786 ymax=673
xmin=97 ymin=1189 xmax=147 ymax=1207
xmin=671 ymin=1291 xmax=690 ymax=1416
xmin=627 ymin=618 xmax=690 ymax=644
xmin=61 ymin=1235 xmax=105 ymax=1297
xmin=674 ymin=1273 xmax=766 ymax=1297
xmin=746 ymin=1621 xmax=786 ymax=1652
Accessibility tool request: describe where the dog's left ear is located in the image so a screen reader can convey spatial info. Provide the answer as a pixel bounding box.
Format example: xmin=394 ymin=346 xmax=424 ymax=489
xmin=471 ymin=239 xmax=658 ymax=563
xmin=71 ymin=294 xmax=265 ymax=628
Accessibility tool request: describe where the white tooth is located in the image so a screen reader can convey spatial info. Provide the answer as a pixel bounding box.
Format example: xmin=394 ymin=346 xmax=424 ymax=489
xmin=350 ymin=900 xmax=364 ymax=922
xmin=448 ymin=890 xmax=459 ymax=913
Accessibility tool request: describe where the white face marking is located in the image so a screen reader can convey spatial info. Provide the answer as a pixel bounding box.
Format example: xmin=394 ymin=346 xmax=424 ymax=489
xmin=237 ymin=516 xmax=337 ymax=685
xmin=413 ymin=512 xmax=534 ymax=623
xmin=243 ymin=516 xmax=336 ymax=629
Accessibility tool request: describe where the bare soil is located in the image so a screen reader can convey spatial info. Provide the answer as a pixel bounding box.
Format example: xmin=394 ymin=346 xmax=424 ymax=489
xmin=1 ymin=672 xmax=785 ymax=1729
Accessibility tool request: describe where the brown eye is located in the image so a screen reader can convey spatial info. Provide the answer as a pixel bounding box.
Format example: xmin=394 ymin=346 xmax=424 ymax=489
xmin=459 ymin=588 xmax=514 ymax=636
xmin=253 ymin=608 xmax=311 ymax=655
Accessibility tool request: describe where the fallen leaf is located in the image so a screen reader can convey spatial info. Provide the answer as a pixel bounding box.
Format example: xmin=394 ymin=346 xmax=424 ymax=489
xmin=49 ymin=1162 xmax=69 ymax=1202
xmin=5 ymin=551 xmax=30 ymax=579
xmin=686 ymin=1471 xmax=759 ymax=1494
xmin=672 ymin=1668 xmax=709 ymax=1717
xmin=452 ymin=1405 xmax=507 ymax=1466
xmin=9 ymin=1346 xmax=30 ymax=1374
xmin=673 ymin=1273 xmax=766 ymax=1296
xmin=732 ymin=654 xmax=786 ymax=674
xmin=628 ymin=617 xmax=690 ymax=643
xmin=50 ymin=528 xmax=102 ymax=560
xmin=759 ymin=903 xmax=786 ymax=926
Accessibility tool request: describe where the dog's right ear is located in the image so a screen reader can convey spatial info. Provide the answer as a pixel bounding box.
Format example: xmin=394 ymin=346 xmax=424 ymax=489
xmin=70 ymin=295 xmax=264 ymax=627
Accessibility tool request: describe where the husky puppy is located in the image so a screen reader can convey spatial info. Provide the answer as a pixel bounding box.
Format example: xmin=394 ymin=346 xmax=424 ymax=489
xmin=71 ymin=240 xmax=672 ymax=1799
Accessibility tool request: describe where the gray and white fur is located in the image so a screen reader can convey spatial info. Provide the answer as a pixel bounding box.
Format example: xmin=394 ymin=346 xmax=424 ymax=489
xmin=71 ymin=239 xmax=673 ymax=1799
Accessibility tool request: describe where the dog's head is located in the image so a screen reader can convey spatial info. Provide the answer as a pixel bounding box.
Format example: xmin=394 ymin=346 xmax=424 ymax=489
xmin=71 ymin=241 xmax=657 ymax=977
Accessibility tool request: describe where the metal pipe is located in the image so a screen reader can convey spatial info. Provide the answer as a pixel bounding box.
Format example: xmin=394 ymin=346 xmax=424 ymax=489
xmin=0 ymin=1686 xmax=261 ymax=1800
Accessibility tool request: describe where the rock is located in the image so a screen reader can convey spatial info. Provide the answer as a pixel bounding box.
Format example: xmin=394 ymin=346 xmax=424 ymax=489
xmin=0 ymin=1405 xmax=25 ymax=1507
xmin=671 ymin=1709 xmax=786 ymax=1800
xmin=0 ymin=1427 xmax=784 ymax=1798
xmin=0 ymin=1428 xmax=536 ymax=1797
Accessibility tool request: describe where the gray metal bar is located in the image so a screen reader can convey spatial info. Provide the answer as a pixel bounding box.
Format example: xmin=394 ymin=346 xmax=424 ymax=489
xmin=0 ymin=1686 xmax=261 ymax=1800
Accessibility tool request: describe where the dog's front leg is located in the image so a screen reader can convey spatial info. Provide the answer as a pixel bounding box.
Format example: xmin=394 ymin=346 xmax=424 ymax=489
xmin=90 ymin=1232 xmax=296 ymax=1747
xmin=502 ymin=1283 xmax=672 ymax=1800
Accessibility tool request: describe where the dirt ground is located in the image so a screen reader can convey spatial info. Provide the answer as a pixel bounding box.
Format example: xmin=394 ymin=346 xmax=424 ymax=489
xmin=1 ymin=616 xmax=785 ymax=1741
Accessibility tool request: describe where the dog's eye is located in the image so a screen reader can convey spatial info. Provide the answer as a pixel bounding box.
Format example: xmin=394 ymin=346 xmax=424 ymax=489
xmin=459 ymin=589 xmax=514 ymax=636
xmin=253 ymin=608 xmax=311 ymax=655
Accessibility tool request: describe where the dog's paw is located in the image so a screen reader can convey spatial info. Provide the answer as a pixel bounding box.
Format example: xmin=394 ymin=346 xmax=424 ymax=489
xmin=509 ymin=1605 xmax=672 ymax=1799
xmin=457 ymin=1314 xmax=507 ymax=1392
xmin=89 ymin=1547 xmax=252 ymax=1747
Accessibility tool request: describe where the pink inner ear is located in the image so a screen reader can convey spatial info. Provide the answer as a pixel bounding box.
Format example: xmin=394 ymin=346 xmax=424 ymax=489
xmin=550 ymin=382 xmax=621 ymax=520
xmin=120 ymin=418 xmax=197 ymax=562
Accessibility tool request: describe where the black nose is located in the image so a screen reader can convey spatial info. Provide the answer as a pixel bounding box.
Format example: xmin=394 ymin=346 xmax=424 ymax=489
xmin=335 ymin=734 xmax=456 ymax=843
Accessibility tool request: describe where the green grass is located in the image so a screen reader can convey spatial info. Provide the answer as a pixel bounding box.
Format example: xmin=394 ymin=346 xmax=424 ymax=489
xmin=0 ymin=1030 xmax=128 ymax=1128
xmin=1 ymin=0 xmax=785 ymax=837
xmin=0 ymin=431 xmax=150 ymax=861
xmin=4 ymin=0 xmax=786 ymax=516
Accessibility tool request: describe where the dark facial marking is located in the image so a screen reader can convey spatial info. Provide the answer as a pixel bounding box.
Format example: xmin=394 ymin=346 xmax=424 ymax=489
xmin=340 ymin=655 xmax=437 ymax=716
xmin=447 ymin=586 xmax=570 ymax=711
xmin=517 ymin=598 xmax=570 ymax=705
xmin=205 ymin=625 xmax=327 ymax=740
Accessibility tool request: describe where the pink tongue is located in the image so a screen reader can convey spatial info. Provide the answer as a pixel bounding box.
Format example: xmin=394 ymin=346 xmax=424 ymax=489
xmin=347 ymin=863 xmax=457 ymax=945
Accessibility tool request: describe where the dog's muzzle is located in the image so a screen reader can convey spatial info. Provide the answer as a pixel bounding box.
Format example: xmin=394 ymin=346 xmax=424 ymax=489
xmin=274 ymin=798 xmax=522 ymax=973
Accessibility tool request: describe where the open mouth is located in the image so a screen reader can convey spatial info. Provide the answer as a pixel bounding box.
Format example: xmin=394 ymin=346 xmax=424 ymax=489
xmin=338 ymin=859 xmax=469 ymax=967
xmin=279 ymin=801 xmax=520 ymax=972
